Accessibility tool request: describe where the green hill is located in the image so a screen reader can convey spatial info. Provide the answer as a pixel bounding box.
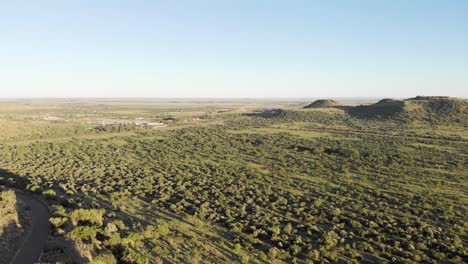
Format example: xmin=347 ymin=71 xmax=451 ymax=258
xmin=303 ymin=99 xmax=339 ymax=109
xmin=403 ymin=96 xmax=468 ymax=124
xmin=301 ymin=96 xmax=467 ymax=124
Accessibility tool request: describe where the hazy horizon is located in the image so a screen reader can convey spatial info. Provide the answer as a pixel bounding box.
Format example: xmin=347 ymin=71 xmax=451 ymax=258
xmin=1 ymin=1 xmax=467 ymax=98
xmin=0 ymin=96 xmax=423 ymax=101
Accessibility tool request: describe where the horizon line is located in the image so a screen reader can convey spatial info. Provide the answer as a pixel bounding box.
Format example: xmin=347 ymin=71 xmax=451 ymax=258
xmin=0 ymin=95 xmax=456 ymax=101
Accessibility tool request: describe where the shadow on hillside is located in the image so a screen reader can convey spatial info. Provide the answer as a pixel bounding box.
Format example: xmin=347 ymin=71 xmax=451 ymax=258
xmin=0 ymin=168 xmax=87 ymax=264
xmin=0 ymin=180 xmax=26 ymax=264
xmin=339 ymin=100 xmax=405 ymax=118
xmin=0 ymin=168 xmax=37 ymax=264
xmin=0 ymin=168 xmax=31 ymax=190
xmin=0 ymin=222 xmax=21 ymax=264
xmin=0 ymin=169 xmax=30 ymax=264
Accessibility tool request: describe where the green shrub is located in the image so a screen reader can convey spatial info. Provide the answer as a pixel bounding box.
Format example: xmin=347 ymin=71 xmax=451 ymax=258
xmin=268 ymin=247 xmax=278 ymax=260
xmin=50 ymin=217 xmax=68 ymax=228
xmin=234 ymin=243 xmax=242 ymax=254
xmin=70 ymin=208 xmax=105 ymax=226
xmin=29 ymin=185 xmax=41 ymax=193
xmin=68 ymin=226 xmax=99 ymax=242
xmin=155 ymin=222 xmax=170 ymax=237
xmin=43 ymin=189 xmax=56 ymax=197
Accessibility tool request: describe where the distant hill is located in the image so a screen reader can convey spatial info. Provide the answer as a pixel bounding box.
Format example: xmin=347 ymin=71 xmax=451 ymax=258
xmin=402 ymin=96 xmax=468 ymax=124
xmin=302 ymin=96 xmax=468 ymax=124
xmin=303 ymin=99 xmax=339 ymax=109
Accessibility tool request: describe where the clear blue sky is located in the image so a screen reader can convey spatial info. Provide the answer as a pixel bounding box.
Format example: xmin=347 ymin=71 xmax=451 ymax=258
xmin=1 ymin=0 xmax=467 ymax=98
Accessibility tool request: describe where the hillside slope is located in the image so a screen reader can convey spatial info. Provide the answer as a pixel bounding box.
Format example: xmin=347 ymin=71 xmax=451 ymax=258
xmin=346 ymin=99 xmax=405 ymax=119
xmin=403 ymin=96 xmax=468 ymax=124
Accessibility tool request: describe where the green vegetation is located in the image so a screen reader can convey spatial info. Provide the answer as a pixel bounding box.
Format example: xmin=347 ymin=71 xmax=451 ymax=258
xmin=0 ymin=97 xmax=466 ymax=263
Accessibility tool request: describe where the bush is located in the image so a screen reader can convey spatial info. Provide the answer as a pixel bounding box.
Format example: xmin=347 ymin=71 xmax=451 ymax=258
xmin=104 ymin=233 xmax=122 ymax=247
xmin=68 ymin=226 xmax=99 ymax=242
xmin=50 ymin=217 xmax=68 ymax=228
xmin=112 ymin=219 xmax=127 ymax=230
xmin=29 ymin=185 xmax=41 ymax=193
xmin=155 ymin=222 xmax=170 ymax=237
xmin=268 ymin=247 xmax=278 ymax=260
xmin=43 ymin=189 xmax=56 ymax=197
xmin=70 ymin=208 xmax=105 ymax=226
xmin=234 ymin=243 xmax=242 ymax=254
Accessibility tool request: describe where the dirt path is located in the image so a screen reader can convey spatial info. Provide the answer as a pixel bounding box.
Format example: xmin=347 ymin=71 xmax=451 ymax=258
xmin=10 ymin=193 xmax=50 ymax=264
